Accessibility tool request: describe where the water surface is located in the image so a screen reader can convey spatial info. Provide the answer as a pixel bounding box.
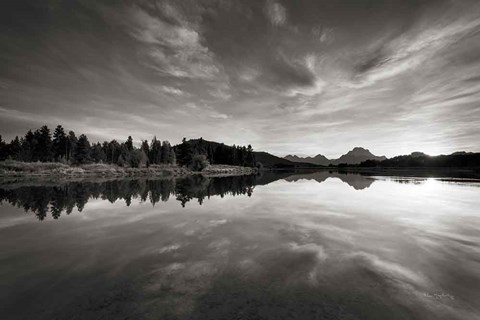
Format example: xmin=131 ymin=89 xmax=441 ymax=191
xmin=1 ymin=172 xmax=479 ymax=320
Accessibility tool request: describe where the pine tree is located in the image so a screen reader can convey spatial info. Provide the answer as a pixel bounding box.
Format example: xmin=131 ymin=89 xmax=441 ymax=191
xmin=176 ymin=138 xmax=193 ymax=166
xmin=106 ymin=140 xmax=120 ymax=164
xmin=91 ymin=143 xmax=106 ymax=162
xmin=75 ymin=134 xmax=91 ymax=164
xmin=34 ymin=126 xmax=53 ymax=162
xmin=141 ymin=140 xmax=149 ymax=156
xmin=141 ymin=140 xmax=150 ymax=166
xmin=246 ymin=144 xmax=255 ymax=167
xmin=53 ymin=125 xmax=68 ymax=161
xmin=161 ymin=141 xmax=171 ymax=163
xmin=149 ymin=137 xmax=162 ymax=164
xmin=8 ymin=136 xmax=21 ymax=160
xmin=125 ymin=136 xmax=133 ymax=151
xmin=67 ymin=131 xmax=77 ymax=162
xmin=21 ymin=130 xmax=36 ymax=161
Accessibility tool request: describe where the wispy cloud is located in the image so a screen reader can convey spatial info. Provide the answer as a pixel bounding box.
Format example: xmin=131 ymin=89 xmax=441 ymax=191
xmin=353 ymin=15 xmax=480 ymax=87
xmin=161 ymin=86 xmax=184 ymax=96
xmin=129 ymin=7 xmax=220 ymax=79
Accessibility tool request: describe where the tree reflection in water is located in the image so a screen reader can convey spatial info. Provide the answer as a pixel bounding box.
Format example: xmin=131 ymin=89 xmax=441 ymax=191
xmin=0 ymin=175 xmax=256 ymax=220
xmin=0 ymin=171 xmax=379 ymax=220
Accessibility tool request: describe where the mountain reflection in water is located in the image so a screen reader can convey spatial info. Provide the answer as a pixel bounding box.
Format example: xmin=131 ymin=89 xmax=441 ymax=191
xmin=0 ymin=171 xmax=376 ymax=220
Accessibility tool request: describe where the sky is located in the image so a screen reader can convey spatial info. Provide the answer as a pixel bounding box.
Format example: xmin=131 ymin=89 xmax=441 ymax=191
xmin=1 ymin=0 xmax=480 ymax=158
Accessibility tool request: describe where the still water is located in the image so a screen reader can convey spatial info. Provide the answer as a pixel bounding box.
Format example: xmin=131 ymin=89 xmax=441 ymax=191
xmin=1 ymin=171 xmax=479 ymax=320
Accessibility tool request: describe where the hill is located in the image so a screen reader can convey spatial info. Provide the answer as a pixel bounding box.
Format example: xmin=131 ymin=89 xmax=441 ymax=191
xmin=175 ymin=138 xmax=320 ymax=169
xmin=358 ymin=152 xmax=480 ymax=168
xmin=255 ymin=152 xmax=320 ymax=168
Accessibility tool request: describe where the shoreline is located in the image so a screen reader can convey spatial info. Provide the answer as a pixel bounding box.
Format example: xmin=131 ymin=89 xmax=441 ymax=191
xmin=0 ymin=161 xmax=258 ymax=180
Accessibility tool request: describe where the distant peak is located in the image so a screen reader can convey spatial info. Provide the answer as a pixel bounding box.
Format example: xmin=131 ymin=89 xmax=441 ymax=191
xmin=346 ymin=147 xmax=372 ymax=156
xmin=352 ymin=147 xmax=368 ymax=151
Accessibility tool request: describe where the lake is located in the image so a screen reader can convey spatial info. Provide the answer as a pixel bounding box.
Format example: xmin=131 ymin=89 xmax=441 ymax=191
xmin=1 ymin=171 xmax=479 ymax=320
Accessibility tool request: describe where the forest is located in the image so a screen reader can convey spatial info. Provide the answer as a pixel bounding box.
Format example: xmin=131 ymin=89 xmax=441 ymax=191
xmin=0 ymin=125 xmax=256 ymax=169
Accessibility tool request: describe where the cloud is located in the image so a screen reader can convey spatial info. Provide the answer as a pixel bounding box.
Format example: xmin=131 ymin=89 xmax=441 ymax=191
xmin=264 ymin=53 xmax=317 ymax=90
xmin=129 ymin=7 xmax=220 ymax=79
xmin=161 ymin=86 xmax=184 ymax=96
xmin=208 ymin=88 xmax=232 ymax=100
xmin=353 ymin=15 xmax=480 ymax=87
xmin=286 ymin=79 xmax=325 ymax=97
xmin=159 ymin=244 xmax=182 ymax=254
xmin=287 ymin=242 xmax=328 ymax=261
xmin=265 ymin=0 xmax=287 ymax=26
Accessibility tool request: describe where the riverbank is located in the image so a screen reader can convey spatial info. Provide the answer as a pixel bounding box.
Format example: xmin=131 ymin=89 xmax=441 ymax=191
xmin=0 ymin=161 xmax=257 ymax=179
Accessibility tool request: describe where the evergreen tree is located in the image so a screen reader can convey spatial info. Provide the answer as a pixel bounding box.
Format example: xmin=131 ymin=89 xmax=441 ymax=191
xmin=67 ymin=131 xmax=77 ymax=162
xmin=176 ymin=138 xmax=193 ymax=166
xmin=161 ymin=141 xmax=171 ymax=163
xmin=245 ymin=144 xmax=256 ymax=167
xmin=8 ymin=136 xmax=21 ymax=160
xmin=141 ymin=140 xmax=150 ymax=166
xmin=21 ymin=130 xmax=36 ymax=161
xmin=125 ymin=136 xmax=133 ymax=151
xmin=231 ymin=144 xmax=238 ymax=165
xmin=149 ymin=137 xmax=162 ymax=164
xmin=141 ymin=140 xmax=149 ymax=156
xmin=75 ymin=134 xmax=91 ymax=164
xmin=52 ymin=125 xmax=68 ymax=161
xmin=34 ymin=126 xmax=53 ymax=162
xmin=105 ymin=140 xmax=120 ymax=164
xmin=91 ymin=142 xmax=106 ymax=163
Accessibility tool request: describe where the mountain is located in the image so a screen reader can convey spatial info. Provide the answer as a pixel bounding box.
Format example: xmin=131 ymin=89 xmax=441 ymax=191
xmin=285 ymin=154 xmax=331 ymax=166
xmin=255 ymin=151 xmax=320 ymax=168
xmin=284 ymin=147 xmax=387 ymax=165
xmin=333 ymin=147 xmax=387 ymax=165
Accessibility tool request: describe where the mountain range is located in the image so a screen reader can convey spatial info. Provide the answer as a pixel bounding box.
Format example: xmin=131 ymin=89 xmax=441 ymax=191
xmin=284 ymin=147 xmax=387 ymax=166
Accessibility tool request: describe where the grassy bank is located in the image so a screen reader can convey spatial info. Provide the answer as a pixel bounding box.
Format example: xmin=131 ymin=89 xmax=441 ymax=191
xmin=0 ymin=160 xmax=257 ymax=178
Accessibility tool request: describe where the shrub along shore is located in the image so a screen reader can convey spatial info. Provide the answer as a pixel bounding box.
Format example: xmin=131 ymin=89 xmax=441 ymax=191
xmin=0 ymin=161 xmax=257 ymax=179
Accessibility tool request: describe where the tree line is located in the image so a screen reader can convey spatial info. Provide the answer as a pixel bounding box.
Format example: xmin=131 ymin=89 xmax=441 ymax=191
xmin=354 ymin=152 xmax=480 ymax=168
xmin=176 ymin=138 xmax=256 ymax=168
xmin=0 ymin=125 xmax=256 ymax=168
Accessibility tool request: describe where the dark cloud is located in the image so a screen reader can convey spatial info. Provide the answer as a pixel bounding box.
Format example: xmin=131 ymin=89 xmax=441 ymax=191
xmin=354 ymin=48 xmax=391 ymax=76
xmin=263 ymin=54 xmax=316 ymax=89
